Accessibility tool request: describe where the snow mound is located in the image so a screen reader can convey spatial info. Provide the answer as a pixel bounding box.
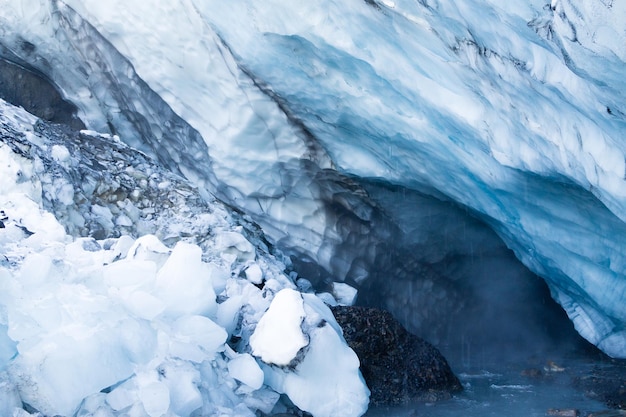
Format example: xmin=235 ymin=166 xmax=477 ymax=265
xmin=0 ymin=100 xmax=368 ymax=417
xmin=253 ymin=289 xmax=370 ymax=417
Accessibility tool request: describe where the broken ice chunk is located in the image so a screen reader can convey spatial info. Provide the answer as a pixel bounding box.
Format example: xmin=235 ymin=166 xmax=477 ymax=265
xmin=250 ymin=288 xmax=308 ymax=366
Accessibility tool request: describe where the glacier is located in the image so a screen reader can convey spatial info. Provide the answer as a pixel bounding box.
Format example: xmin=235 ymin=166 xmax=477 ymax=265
xmin=0 ymin=0 xmax=625 ymax=415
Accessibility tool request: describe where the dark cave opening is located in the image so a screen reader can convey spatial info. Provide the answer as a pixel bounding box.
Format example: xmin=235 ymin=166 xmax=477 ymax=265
xmin=281 ymin=172 xmax=598 ymax=370
xmin=340 ymin=179 xmax=598 ymax=370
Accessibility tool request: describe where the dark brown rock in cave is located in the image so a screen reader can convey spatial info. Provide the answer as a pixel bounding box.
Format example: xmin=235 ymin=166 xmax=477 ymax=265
xmin=331 ymin=305 xmax=462 ymax=406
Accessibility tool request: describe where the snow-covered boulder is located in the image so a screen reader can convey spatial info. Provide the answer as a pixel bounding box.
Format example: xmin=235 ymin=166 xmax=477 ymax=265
xmin=251 ymin=289 xmax=370 ymax=417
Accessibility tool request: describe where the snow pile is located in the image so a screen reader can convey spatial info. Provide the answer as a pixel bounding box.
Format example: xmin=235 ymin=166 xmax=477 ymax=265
xmin=251 ymin=289 xmax=370 ymax=417
xmin=250 ymin=288 xmax=308 ymax=366
xmin=0 ymin=99 xmax=369 ymax=417
xmin=1 ymin=231 xmax=255 ymax=417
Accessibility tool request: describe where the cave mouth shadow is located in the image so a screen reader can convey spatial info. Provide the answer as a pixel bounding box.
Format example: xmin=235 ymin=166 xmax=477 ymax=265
xmin=0 ymin=57 xmax=85 ymax=129
xmin=353 ymin=180 xmax=599 ymax=371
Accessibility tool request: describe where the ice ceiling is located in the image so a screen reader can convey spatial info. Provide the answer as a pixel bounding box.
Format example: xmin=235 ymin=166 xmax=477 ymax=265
xmin=1 ymin=0 xmax=626 ymax=359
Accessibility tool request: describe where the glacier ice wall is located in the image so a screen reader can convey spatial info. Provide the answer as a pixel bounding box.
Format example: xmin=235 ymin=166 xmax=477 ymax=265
xmin=1 ymin=0 xmax=626 ymax=358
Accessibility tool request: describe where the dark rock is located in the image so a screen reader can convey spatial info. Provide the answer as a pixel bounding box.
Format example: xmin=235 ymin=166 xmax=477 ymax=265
xmin=331 ymin=305 xmax=462 ymax=406
xmin=0 ymin=58 xmax=84 ymax=129
xmin=589 ymin=411 xmax=626 ymax=417
xmin=572 ymin=358 xmax=626 ymax=409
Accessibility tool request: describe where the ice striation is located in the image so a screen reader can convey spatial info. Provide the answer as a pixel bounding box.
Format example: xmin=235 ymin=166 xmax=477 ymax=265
xmin=193 ymin=0 xmax=626 ymax=358
xmin=0 ymin=0 xmax=626 ymax=414
xmin=2 ymin=0 xmax=619 ymax=357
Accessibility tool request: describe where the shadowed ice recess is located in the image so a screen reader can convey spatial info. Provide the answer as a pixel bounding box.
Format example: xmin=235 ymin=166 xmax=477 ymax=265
xmin=0 ymin=0 xmax=625 ymax=416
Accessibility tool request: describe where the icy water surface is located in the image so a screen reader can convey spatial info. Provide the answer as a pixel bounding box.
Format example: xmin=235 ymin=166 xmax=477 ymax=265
xmin=365 ymin=356 xmax=615 ymax=417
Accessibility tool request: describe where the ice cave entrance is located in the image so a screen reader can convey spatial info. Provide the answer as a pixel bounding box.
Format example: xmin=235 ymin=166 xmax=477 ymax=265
xmin=326 ymin=181 xmax=595 ymax=369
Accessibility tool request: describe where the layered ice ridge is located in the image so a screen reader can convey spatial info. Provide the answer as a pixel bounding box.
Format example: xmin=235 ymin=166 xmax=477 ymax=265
xmin=0 ymin=0 xmax=625 ymax=360
xmin=196 ymin=0 xmax=626 ymax=357
xmin=0 ymin=0 xmax=385 ymax=288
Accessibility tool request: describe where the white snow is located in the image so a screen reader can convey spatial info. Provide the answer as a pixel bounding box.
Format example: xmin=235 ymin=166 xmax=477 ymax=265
xmin=169 ymin=315 xmax=227 ymax=362
xmin=0 ymin=378 xmax=21 ymax=416
xmin=260 ymin=292 xmax=370 ymax=417
xmin=0 ymin=325 xmax=16 ymax=370
xmin=244 ymin=263 xmax=264 ymax=285
xmin=250 ymin=288 xmax=308 ymax=366
xmin=139 ymin=381 xmax=170 ymax=417
xmin=154 ymin=242 xmax=218 ymax=318
xmin=246 ymin=288 xmax=371 ymax=416
xmin=50 ymin=144 xmax=71 ymax=165
xmin=227 ymin=352 xmax=265 ymax=390
xmin=332 ymin=282 xmax=359 ymax=306
xmin=0 ymin=100 xmax=369 ymax=417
